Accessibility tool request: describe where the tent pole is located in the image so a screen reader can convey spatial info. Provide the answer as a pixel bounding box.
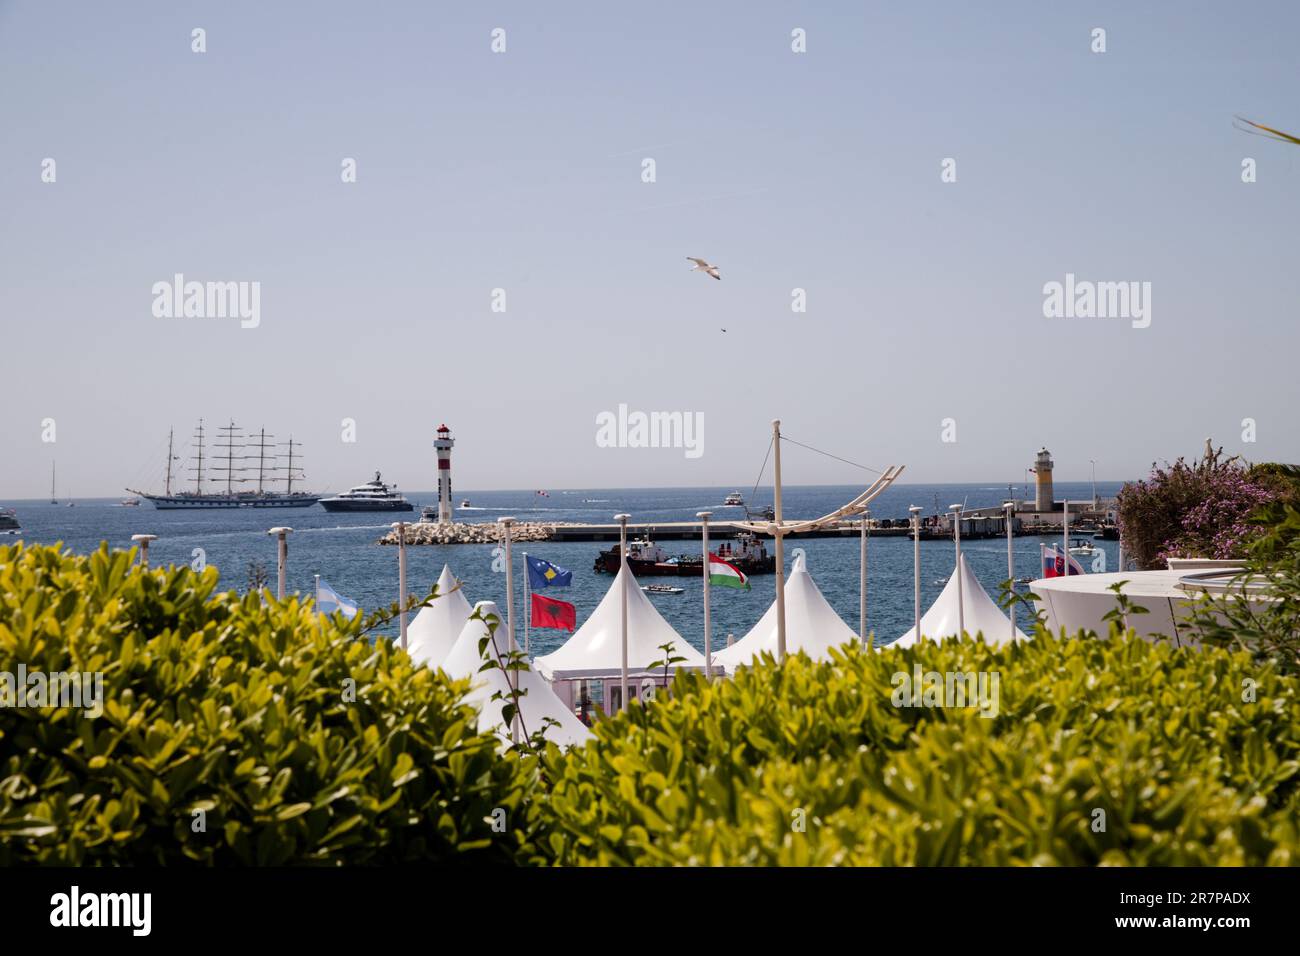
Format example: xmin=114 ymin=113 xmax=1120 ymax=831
xmin=951 ymin=504 xmax=964 ymax=638
xmin=616 ymin=513 xmax=630 ymax=711
xmin=772 ymin=419 xmax=787 ymax=662
xmin=697 ymin=511 xmax=712 ymax=678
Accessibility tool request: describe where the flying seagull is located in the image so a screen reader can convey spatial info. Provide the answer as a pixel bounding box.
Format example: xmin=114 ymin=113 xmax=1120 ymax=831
xmin=687 ymin=257 xmax=721 ymax=280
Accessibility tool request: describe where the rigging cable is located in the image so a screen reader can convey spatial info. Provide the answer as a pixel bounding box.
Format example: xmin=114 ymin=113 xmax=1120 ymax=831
xmin=779 ymin=435 xmax=885 ymax=476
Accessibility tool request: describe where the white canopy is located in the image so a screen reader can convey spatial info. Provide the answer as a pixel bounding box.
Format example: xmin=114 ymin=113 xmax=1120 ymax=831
xmin=713 ymin=552 xmax=860 ymax=667
xmin=405 ymin=564 xmax=472 ymax=669
xmin=533 ymin=561 xmax=711 ymax=680
xmin=441 ymin=601 xmax=592 ymax=748
xmin=891 ymin=553 xmax=1028 ymax=648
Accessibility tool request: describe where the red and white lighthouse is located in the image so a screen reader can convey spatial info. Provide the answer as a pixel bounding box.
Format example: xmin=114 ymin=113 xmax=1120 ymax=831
xmin=434 ymin=424 xmax=455 ymax=524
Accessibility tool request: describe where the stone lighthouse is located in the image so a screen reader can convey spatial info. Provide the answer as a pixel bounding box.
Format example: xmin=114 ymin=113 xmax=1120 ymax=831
xmin=1032 ymin=446 xmax=1055 ymax=512
xmin=434 ymin=424 xmax=455 ymax=524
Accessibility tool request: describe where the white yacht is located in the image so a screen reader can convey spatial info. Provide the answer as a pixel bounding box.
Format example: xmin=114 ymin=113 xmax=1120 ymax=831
xmin=723 ymin=491 xmax=744 ymax=506
xmin=319 ymin=472 xmax=413 ymax=513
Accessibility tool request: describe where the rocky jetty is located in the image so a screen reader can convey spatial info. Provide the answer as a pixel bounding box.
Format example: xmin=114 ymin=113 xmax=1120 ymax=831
xmin=378 ymin=521 xmax=561 ymax=546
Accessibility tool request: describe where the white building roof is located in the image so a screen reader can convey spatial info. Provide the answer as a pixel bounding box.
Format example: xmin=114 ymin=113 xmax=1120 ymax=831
xmin=405 ymin=564 xmax=473 ymax=669
xmin=713 ymin=552 xmax=860 ymax=667
xmin=891 ymin=553 xmax=1028 ymax=648
xmin=533 ymin=561 xmax=710 ymax=680
xmin=441 ymin=601 xmax=592 ymax=748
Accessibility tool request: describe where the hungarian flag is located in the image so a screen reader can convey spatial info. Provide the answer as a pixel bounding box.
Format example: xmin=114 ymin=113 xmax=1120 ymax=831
xmin=708 ymin=553 xmax=750 ymax=590
xmin=531 ymin=592 xmax=576 ymax=631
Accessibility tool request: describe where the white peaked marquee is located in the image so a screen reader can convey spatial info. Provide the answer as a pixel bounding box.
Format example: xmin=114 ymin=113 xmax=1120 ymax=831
xmin=442 ymin=601 xmax=592 ymax=747
xmin=891 ymin=553 xmax=1028 ymax=648
xmin=405 ymin=564 xmax=473 ymax=669
xmin=533 ymin=562 xmax=712 ymax=680
xmin=714 ymin=552 xmax=859 ymax=668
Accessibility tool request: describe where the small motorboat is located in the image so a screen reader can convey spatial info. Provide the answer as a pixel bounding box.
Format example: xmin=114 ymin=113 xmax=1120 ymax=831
xmin=642 ymin=584 xmax=684 ymax=595
xmin=0 ymin=508 xmax=20 ymax=535
xmin=119 ymin=497 xmax=141 ymax=507
xmin=1068 ymin=538 xmax=1096 ymax=556
xmin=723 ymin=491 xmax=744 ymax=507
xmin=459 ymin=499 xmax=471 ymax=508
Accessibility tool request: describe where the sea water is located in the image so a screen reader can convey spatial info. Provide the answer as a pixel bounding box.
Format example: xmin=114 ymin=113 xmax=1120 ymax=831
xmin=4 ymin=482 xmax=1123 ymax=653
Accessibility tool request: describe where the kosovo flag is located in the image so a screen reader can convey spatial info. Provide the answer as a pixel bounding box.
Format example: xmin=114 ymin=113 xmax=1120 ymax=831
xmin=526 ymin=555 xmax=573 ymax=589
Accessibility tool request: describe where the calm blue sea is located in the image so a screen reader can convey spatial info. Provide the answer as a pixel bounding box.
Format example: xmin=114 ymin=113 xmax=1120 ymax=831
xmin=4 ymin=482 xmax=1124 ymax=652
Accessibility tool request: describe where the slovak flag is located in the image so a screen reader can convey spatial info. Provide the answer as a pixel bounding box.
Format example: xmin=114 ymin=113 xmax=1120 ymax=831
xmin=1043 ymin=546 xmax=1061 ymax=578
xmin=1046 ymin=546 xmax=1086 ymax=577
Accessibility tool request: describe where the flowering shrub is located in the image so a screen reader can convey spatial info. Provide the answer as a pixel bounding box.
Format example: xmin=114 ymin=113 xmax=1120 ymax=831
xmin=1117 ymin=444 xmax=1281 ymax=569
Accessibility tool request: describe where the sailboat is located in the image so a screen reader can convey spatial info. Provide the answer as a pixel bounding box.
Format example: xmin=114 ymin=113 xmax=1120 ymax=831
xmin=49 ymin=462 xmax=57 ymax=505
xmin=126 ymin=421 xmax=322 ymax=509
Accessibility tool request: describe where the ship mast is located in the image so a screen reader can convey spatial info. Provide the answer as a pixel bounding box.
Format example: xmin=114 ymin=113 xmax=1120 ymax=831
xmin=279 ymin=437 xmax=304 ymax=495
xmin=248 ymin=428 xmax=275 ymax=494
xmin=191 ymin=419 xmax=206 ymax=494
xmin=213 ymin=419 xmax=246 ymax=496
xmin=165 ymin=428 xmax=175 ymax=496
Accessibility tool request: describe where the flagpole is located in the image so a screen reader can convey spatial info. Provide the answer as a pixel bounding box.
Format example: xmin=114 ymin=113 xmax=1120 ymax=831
xmin=697 ymin=511 xmax=712 ymax=678
xmin=523 ymin=549 xmax=530 ymax=655
xmin=1040 ymin=542 xmax=1046 ymax=578
xmin=498 ymin=516 xmax=518 ymax=743
xmin=1004 ymin=501 xmax=1015 ymax=640
xmin=951 ymin=504 xmax=964 ymax=638
xmin=1063 ymin=499 xmax=1070 ymax=576
xmin=909 ymin=506 xmax=922 ymax=641
xmin=268 ymin=527 xmax=293 ymax=600
xmin=859 ymin=509 xmax=869 ymax=648
xmin=615 ymin=513 xmax=630 ymax=710
xmin=771 ymin=419 xmax=787 ymax=662
xmin=392 ymin=521 xmax=408 ymax=651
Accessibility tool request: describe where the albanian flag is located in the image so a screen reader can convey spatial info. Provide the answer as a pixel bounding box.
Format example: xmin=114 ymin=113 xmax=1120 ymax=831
xmin=531 ymin=592 xmax=576 ymax=631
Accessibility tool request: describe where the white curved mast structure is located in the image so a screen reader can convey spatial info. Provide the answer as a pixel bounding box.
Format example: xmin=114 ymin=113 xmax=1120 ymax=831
xmin=730 ymin=419 xmax=905 ymax=661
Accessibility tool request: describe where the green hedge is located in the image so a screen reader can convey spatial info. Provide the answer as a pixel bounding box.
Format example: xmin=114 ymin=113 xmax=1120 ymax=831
xmin=5 ymin=542 xmax=1298 ymax=866
xmin=538 ymin=635 xmax=1300 ymax=865
xmin=0 ymin=543 xmax=537 ymax=864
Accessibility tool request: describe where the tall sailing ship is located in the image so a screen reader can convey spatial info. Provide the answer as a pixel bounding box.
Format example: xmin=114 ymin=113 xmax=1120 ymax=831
xmin=127 ymin=420 xmax=321 ymax=509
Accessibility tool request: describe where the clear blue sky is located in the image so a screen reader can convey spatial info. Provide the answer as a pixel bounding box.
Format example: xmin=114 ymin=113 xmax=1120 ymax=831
xmin=3 ymin=0 xmax=1297 ymax=497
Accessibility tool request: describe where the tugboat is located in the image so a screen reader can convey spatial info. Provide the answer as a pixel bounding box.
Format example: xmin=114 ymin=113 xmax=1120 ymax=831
xmin=593 ymin=531 xmax=775 ymax=577
xmin=0 ymin=508 xmax=20 ymax=535
xmin=319 ymin=472 xmax=414 ymax=513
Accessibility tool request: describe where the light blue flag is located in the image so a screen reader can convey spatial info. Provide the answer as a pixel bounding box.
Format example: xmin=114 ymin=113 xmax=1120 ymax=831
xmin=317 ymin=579 xmax=360 ymax=619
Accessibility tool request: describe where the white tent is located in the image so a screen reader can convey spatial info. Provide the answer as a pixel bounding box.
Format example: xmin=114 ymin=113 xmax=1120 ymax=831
xmin=405 ymin=564 xmax=472 ymax=669
xmin=533 ymin=562 xmax=711 ymax=680
xmin=890 ymin=553 xmax=1028 ymax=648
xmin=441 ymin=601 xmax=592 ymax=747
xmin=713 ymin=552 xmax=860 ymax=668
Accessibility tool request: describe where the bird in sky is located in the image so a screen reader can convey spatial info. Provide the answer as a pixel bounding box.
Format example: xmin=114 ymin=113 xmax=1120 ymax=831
xmin=687 ymin=257 xmax=721 ymax=280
